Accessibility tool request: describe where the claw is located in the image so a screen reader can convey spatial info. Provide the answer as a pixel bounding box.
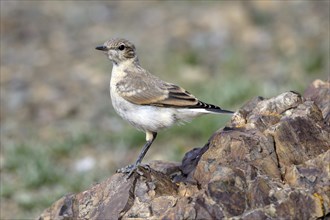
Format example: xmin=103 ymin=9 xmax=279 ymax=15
xmin=116 ymin=164 xmax=151 ymax=179
xmin=116 ymin=164 xmax=137 ymax=179
xmin=116 ymin=164 xmax=135 ymax=174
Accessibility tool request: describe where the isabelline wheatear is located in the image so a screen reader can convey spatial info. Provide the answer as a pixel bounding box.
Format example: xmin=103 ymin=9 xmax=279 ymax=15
xmin=96 ymin=38 xmax=233 ymax=177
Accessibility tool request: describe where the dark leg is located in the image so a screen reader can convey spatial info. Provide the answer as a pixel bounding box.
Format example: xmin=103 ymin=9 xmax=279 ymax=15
xmin=116 ymin=131 xmax=157 ymax=178
xmin=134 ymin=132 xmax=157 ymax=166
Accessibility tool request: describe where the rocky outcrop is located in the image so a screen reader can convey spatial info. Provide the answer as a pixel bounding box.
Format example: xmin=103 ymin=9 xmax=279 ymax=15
xmin=39 ymin=80 xmax=329 ymax=220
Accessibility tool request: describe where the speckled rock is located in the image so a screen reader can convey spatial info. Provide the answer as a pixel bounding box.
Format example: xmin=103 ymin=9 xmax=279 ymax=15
xmin=39 ymin=80 xmax=330 ymax=220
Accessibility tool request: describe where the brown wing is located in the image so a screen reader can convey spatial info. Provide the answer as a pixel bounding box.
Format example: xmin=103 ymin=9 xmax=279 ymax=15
xmin=153 ymin=84 xmax=199 ymax=107
xmin=116 ymin=69 xmax=199 ymax=108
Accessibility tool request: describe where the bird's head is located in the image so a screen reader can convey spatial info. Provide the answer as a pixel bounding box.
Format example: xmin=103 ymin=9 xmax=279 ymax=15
xmin=96 ymin=38 xmax=137 ymax=65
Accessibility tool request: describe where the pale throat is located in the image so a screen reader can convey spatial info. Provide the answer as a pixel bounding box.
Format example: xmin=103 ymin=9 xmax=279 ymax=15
xmin=110 ymin=59 xmax=135 ymax=86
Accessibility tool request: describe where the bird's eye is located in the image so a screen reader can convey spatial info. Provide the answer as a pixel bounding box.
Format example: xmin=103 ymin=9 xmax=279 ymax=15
xmin=118 ymin=45 xmax=125 ymax=51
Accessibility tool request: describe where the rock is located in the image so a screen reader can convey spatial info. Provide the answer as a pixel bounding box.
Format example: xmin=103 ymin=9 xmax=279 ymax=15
xmin=38 ymin=80 xmax=330 ymax=220
xmin=304 ymin=79 xmax=330 ymax=123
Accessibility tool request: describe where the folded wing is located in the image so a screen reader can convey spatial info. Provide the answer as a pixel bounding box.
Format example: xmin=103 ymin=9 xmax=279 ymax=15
xmin=116 ymin=69 xmax=233 ymax=114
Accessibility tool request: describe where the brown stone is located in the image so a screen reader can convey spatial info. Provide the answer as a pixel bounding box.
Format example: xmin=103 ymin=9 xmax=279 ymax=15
xmin=38 ymin=80 xmax=330 ymax=220
xmin=304 ymin=79 xmax=330 ymax=122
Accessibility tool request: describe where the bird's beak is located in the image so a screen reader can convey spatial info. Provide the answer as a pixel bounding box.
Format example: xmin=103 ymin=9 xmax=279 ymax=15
xmin=95 ymin=46 xmax=108 ymax=51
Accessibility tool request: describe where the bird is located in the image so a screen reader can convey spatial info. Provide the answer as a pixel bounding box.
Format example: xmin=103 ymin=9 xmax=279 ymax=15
xmin=95 ymin=38 xmax=234 ymax=177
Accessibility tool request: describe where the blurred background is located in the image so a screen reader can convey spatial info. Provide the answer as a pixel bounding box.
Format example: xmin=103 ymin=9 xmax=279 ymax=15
xmin=1 ymin=1 xmax=329 ymax=218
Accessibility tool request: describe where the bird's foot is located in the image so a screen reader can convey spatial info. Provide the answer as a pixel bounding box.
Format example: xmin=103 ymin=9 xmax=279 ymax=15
xmin=116 ymin=164 xmax=135 ymax=174
xmin=116 ymin=164 xmax=150 ymax=179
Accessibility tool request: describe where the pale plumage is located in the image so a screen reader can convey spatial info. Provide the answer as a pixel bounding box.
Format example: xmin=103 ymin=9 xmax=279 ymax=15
xmin=96 ymin=38 xmax=233 ymax=177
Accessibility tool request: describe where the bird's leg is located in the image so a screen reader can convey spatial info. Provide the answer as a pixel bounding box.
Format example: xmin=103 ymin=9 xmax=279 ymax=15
xmin=134 ymin=131 xmax=157 ymax=165
xmin=116 ymin=131 xmax=157 ymax=178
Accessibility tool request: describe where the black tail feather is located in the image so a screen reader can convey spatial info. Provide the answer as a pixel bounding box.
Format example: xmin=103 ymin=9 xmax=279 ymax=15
xmin=190 ymin=101 xmax=234 ymax=114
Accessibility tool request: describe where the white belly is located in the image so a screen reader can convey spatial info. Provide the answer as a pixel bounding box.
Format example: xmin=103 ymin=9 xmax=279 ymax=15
xmin=110 ymin=87 xmax=204 ymax=132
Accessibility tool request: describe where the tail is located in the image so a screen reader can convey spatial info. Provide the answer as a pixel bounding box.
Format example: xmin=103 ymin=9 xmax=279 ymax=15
xmin=189 ymin=101 xmax=234 ymax=114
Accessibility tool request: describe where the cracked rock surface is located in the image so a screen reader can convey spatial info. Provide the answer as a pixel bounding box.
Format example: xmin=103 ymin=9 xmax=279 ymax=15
xmin=39 ymin=80 xmax=329 ymax=219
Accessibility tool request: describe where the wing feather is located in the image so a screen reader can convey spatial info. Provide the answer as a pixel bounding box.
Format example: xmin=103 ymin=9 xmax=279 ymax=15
xmin=115 ymin=68 xmax=233 ymax=114
xmin=116 ymin=69 xmax=199 ymax=107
